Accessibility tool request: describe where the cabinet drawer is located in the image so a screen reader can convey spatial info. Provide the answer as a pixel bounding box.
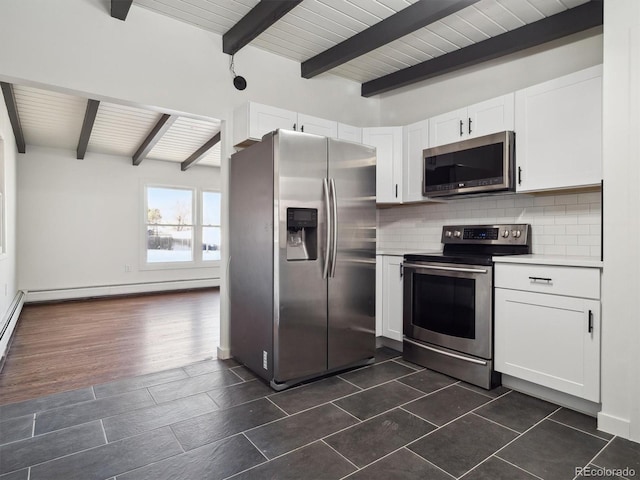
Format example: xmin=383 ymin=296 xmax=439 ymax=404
xmin=494 ymin=263 xmax=600 ymax=299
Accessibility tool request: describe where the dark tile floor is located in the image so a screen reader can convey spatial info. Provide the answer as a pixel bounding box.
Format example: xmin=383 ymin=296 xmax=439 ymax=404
xmin=0 ymin=348 xmax=638 ymax=480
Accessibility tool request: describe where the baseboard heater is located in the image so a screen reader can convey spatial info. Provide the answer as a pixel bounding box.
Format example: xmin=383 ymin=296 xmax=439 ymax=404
xmin=26 ymin=278 xmax=220 ymax=303
xmin=0 ymin=290 xmax=26 ymax=371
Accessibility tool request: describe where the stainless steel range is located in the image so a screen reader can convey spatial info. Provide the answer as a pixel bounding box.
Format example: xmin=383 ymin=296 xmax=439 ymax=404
xmin=402 ymin=224 xmax=531 ymax=389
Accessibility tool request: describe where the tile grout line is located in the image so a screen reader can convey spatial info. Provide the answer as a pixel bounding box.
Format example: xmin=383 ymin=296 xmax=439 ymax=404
xmin=469 ymin=411 xmax=522 ymax=435
xmin=228 ymin=368 xmax=246 ymax=383
xmin=404 ymin=446 xmax=457 ymax=479
xmin=167 ymin=424 xmax=186 ymax=454
xmin=91 ymin=385 xmax=97 ymax=400
xmin=491 ymin=455 xmax=545 ymax=480
xmin=31 ymin=413 xmax=36 ymax=438
xmin=546 ymin=417 xmax=614 ymax=442
xmin=335 ymin=375 xmax=362 ymax=390
xmin=99 ymin=419 xmax=108 ymax=444
xmin=454 ymin=381 xmax=509 ymax=399
xmin=570 ymin=436 xmax=617 ymax=480
xmin=331 ymin=402 xmax=365 ymax=423
xmin=27 ymin=466 xmax=31 ymax=480
xmin=264 ymin=396 xmax=290 ymax=417
xmin=241 ymin=432 xmax=269 ymax=461
xmin=321 ymin=439 xmax=360 ymax=471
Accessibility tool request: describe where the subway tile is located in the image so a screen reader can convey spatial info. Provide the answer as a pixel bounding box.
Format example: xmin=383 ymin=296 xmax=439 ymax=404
xmin=566 ymin=224 xmax=591 ymax=235
xmin=544 ymin=205 xmax=566 ymax=216
xmin=245 ymin=403 xmax=359 ymax=459
xmin=554 ymin=215 xmax=578 ymax=225
xmin=556 ymin=235 xmax=578 ymax=246
xmin=29 ymin=427 xmax=183 ymax=480
xmin=543 ymin=225 xmax=566 ymax=235
xmin=554 ymin=194 xmax=579 ymax=205
xmin=115 ymin=434 xmax=265 ymax=480
xmin=35 ymin=389 xmax=155 ymax=435
xmin=94 ymin=368 xmax=188 ymax=398
xmin=566 ymin=246 xmax=592 ymax=256
xmin=103 ymin=393 xmax=217 ymax=441
xmin=579 ymin=235 xmax=601 ymax=246
xmin=171 ymin=398 xmax=286 ymax=451
xmin=566 ymin=204 xmax=591 ymax=215
xmin=0 ymin=421 xmax=105 ymax=475
xmin=533 ymin=196 xmax=556 ymax=206
xmin=0 ymin=415 xmax=33 ymax=445
xmin=0 ymin=388 xmax=95 ymax=420
xmin=543 ymin=245 xmax=567 ymax=256
xmin=578 ymin=192 xmax=601 ymax=203
xmin=148 ymin=369 xmax=241 ymax=404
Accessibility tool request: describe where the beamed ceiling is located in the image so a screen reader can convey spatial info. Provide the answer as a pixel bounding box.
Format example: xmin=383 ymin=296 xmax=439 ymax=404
xmin=2 ymin=0 xmax=602 ymax=163
xmin=125 ymin=0 xmax=602 ymax=96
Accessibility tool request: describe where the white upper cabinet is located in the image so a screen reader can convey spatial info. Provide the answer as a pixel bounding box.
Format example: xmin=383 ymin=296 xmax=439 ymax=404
xmin=429 ymin=94 xmax=514 ymax=148
xmin=296 ymin=113 xmax=338 ymax=138
xmin=337 ymin=123 xmax=363 ymax=143
xmin=363 ymin=126 xmax=403 ymax=204
xmin=234 ymin=102 xmax=297 ymax=147
xmin=515 ymin=65 xmax=603 ymax=192
xmin=403 ymin=119 xmax=429 ymax=203
xmin=233 ymin=102 xmax=338 ymax=147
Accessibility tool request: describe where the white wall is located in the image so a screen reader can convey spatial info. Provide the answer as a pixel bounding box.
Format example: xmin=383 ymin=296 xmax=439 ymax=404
xmin=17 ymin=147 xmax=221 ymax=298
xmin=0 ymin=89 xmax=19 ymax=357
xmin=599 ymin=0 xmax=640 ymax=442
xmin=378 ymin=191 xmax=601 ymax=258
xmin=379 ymin=29 xmax=603 ymax=125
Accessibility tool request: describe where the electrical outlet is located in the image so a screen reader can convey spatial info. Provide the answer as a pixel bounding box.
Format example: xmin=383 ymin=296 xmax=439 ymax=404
xmin=263 ymin=351 xmax=268 ymax=370
xmin=124 ymin=265 xmax=132 ymax=273
xmin=4 ymin=284 xmax=6 ymax=296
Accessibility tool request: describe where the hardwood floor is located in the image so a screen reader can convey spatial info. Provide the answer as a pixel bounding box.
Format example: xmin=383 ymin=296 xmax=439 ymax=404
xmin=0 ymin=288 xmax=220 ymax=405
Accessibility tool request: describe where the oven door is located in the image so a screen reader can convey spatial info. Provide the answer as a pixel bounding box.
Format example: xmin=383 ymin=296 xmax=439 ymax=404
xmin=403 ymin=261 xmax=493 ymax=359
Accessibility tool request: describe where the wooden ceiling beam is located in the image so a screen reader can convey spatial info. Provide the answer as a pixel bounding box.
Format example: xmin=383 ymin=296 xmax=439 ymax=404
xmin=223 ymin=1 xmax=302 ymax=55
xmin=76 ymin=99 xmax=100 ymax=160
xmin=132 ymin=114 xmax=177 ymax=166
xmin=361 ymin=0 xmax=603 ymax=97
xmin=301 ymin=0 xmax=480 ymax=79
xmin=181 ymin=132 xmax=220 ymax=171
xmin=111 ymin=0 xmax=133 ymax=21
xmin=0 ymin=82 xmax=26 ymax=153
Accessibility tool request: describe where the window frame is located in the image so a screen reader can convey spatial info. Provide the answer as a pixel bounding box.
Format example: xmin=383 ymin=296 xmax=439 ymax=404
xmin=141 ymin=183 xmax=221 ymax=270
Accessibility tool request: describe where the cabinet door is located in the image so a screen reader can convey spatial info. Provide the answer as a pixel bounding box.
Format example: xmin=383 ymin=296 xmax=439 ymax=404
xmin=429 ymin=108 xmax=466 ymax=147
xmin=234 ymin=102 xmax=297 ymax=146
xmin=382 ymin=256 xmax=404 ymax=342
xmin=467 ymin=93 xmax=514 ymax=139
xmin=495 ymin=288 xmax=600 ymax=402
xmin=403 ymin=119 xmax=429 ymax=203
xmin=337 ymin=123 xmax=362 ymax=143
xmin=363 ymin=127 xmax=403 ymax=203
xmin=515 ymin=65 xmax=602 ymax=192
xmin=297 ymin=113 xmax=338 ymax=138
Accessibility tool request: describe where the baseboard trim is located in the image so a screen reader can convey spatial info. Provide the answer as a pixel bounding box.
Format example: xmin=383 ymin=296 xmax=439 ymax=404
xmin=0 ymin=290 xmax=27 ymax=371
xmin=217 ymin=346 xmax=232 ymax=360
xmin=25 ymin=278 xmax=220 ymax=303
xmin=597 ymin=411 xmax=631 ymax=439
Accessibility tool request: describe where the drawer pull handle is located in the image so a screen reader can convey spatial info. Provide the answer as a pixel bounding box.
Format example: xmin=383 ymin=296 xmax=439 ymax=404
xmin=588 ymin=310 xmax=594 ymax=333
xmin=529 ymin=276 xmax=552 ymax=283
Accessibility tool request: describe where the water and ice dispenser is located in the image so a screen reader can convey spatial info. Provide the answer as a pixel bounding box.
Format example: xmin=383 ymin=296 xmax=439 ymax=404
xmin=286 ymin=208 xmax=317 ymax=261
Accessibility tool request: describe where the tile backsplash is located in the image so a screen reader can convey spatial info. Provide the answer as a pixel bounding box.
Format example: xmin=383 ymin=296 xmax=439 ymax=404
xmin=377 ymin=191 xmax=602 ymax=258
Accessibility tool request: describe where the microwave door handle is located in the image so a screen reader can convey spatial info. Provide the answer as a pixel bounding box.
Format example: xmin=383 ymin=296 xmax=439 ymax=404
xmin=322 ymin=178 xmax=331 ymax=279
xmin=403 ymin=263 xmax=488 ymax=274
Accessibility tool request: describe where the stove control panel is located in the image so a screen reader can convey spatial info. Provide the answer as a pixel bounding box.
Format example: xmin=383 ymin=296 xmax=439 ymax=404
xmin=441 ymin=224 xmax=531 ymax=245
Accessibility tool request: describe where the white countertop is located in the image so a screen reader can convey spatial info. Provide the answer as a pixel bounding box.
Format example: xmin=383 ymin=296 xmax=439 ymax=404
xmin=376 ymin=249 xmax=441 ymax=256
xmin=492 ymin=254 xmax=603 ymax=268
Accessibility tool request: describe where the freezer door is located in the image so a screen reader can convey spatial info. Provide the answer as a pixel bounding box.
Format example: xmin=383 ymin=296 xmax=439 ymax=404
xmin=327 ymin=138 xmax=377 ymax=370
xmin=274 ymin=130 xmax=329 ymax=384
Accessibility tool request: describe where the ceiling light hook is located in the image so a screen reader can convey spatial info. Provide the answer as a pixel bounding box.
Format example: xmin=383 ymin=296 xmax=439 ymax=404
xmin=229 ymin=54 xmax=247 ymax=91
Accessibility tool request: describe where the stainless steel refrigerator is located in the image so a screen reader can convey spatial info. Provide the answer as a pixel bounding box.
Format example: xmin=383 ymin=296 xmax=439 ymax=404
xmin=229 ymin=129 xmax=376 ymax=390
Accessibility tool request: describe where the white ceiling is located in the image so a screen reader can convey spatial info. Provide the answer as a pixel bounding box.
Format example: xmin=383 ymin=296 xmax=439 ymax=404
xmin=133 ymin=0 xmax=591 ymax=83
xmin=12 ymin=84 xmax=222 ymax=167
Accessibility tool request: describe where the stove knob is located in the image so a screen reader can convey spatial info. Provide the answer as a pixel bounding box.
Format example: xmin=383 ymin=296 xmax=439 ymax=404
xmin=502 ymin=230 xmax=510 ymax=238
xmin=445 ymin=231 xmax=453 ymax=238
xmin=513 ymin=230 xmax=521 ymax=238
xmin=453 ymin=230 xmax=461 ymax=238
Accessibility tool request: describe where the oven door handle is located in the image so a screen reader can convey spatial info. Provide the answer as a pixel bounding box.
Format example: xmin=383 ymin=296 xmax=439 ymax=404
xmin=404 ymin=338 xmax=488 ymax=366
xmin=403 ymin=263 xmax=488 ymax=274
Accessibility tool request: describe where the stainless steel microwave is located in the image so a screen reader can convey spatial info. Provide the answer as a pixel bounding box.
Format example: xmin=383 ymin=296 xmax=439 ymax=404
xmin=423 ymin=131 xmax=515 ymax=198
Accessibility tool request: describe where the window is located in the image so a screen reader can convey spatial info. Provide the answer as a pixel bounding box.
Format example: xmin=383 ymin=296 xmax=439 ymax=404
xmin=144 ymin=185 xmax=221 ymax=266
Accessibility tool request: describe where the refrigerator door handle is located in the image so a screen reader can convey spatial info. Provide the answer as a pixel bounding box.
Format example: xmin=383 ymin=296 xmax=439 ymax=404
xmin=322 ymin=178 xmax=331 ymax=279
xmin=329 ymin=178 xmax=338 ymax=278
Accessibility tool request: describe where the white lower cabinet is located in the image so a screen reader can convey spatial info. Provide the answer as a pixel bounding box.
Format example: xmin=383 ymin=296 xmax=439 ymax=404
xmin=494 ymin=264 xmax=601 ymax=402
xmin=376 ymin=255 xmax=404 ymax=342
